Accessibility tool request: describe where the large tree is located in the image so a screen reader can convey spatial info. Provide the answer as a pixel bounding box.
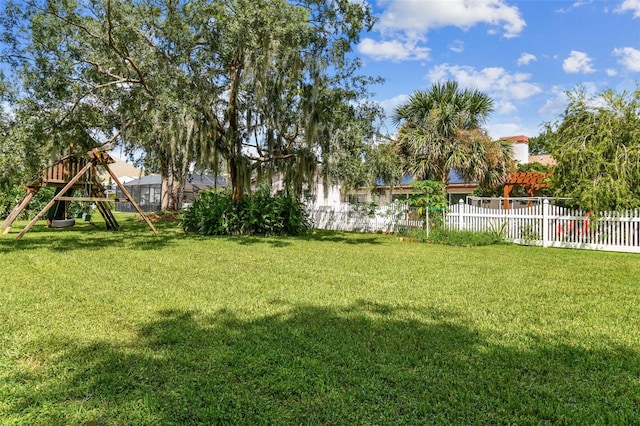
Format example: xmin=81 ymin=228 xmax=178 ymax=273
xmin=545 ymin=85 xmax=640 ymax=212
xmin=1 ymin=0 xmax=378 ymax=208
xmin=392 ymin=81 xmax=513 ymax=189
xmin=1 ymin=0 xmax=189 ymax=204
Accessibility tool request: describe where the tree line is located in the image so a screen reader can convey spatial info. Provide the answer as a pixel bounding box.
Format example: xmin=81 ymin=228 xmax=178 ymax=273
xmin=1 ymin=0 xmax=639 ymax=215
xmin=0 ymin=0 xmax=382 ymax=210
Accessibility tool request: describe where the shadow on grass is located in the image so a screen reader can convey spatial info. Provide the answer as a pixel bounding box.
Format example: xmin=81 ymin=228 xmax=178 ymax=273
xmin=4 ymin=302 xmax=639 ymax=424
xmin=221 ymin=235 xmax=293 ymax=248
xmin=219 ymin=230 xmax=386 ymax=248
xmin=1 ymin=225 xmax=387 ymax=253
xmin=297 ymin=229 xmax=386 ymax=245
xmin=0 ymin=219 xmax=183 ymax=253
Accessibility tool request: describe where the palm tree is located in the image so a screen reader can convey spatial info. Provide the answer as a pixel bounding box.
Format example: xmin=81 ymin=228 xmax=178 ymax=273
xmin=392 ymin=80 xmax=512 ymax=187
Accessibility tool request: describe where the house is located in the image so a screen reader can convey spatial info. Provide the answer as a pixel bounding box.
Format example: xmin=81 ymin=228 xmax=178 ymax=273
xmin=345 ymin=172 xmax=477 ymax=206
xmin=500 ymin=135 xmax=530 ymax=164
xmin=343 ymin=135 xmax=545 ymax=207
xmin=528 ymin=154 xmax=556 ymax=166
xmin=115 ymin=173 xmax=228 ymax=212
xmin=99 ymin=155 xmax=145 ymax=186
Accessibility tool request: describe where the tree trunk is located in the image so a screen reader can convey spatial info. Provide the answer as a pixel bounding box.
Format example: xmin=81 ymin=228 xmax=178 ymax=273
xmin=229 ymin=157 xmax=243 ymax=203
xmin=228 ymin=58 xmax=244 ymax=203
xmin=438 ymin=167 xmax=450 ymax=187
xmin=160 ymin=162 xmax=183 ymax=211
xmin=161 ymin=174 xmax=180 ymax=211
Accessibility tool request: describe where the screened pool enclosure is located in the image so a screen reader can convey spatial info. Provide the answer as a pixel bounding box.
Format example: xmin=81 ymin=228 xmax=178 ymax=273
xmin=115 ymin=174 xmax=228 ymax=212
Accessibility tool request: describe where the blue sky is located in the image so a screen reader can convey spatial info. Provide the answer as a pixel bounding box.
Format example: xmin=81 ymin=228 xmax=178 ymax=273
xmin=2 ymin=0 xmax=638 ymax=142
xmin=355 ymin=0 xmax=640 ymax=140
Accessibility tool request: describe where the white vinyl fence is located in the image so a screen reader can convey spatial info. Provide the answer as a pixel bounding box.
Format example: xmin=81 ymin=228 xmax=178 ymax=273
xmin=309 ymin=199 xmax=640 ymax=254
xmin=308 ymin=203 xmax=421 ymax=233
xmin=445 ymin=199 xmax=640 ymax=253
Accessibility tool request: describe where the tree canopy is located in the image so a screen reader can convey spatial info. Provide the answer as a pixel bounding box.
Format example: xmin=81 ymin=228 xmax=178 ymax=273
xmin=545 ymin=85 xmax=640 ymax=212
xmin=0 ymin=0 xmax=380 ymax=208
xmin=392 ymin=81 xmax=513 ymax=191
xmin=528 ymin=132 xmax=551 ymax=155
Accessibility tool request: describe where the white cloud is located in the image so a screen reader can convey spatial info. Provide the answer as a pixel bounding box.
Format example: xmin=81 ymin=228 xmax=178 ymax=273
xmin=517 ymin=53 xmax=537 ymax=66
xmin=562 ymin=51 xmax=595 ymax=73
xmin=556 ymin=0 xmax=595 ymax=13
xmin=494 ymin=100 xmax=517 ymax=115
xmin=616 ymin=0 xmax=640 ymax=17
xmin=538 ymin=83 xmax=602 ymax=116
xmin=426 ymin=64 xmax=542 ymax=104
xmin=613 ymin=47 xmax=640 ymax=72
xmin=449 ymin=40 xmax=465 ymax=53
xmin=538 ymin=87 xmax=569 ymax=116
xmin=377 ymin=94 xmax=410 ymax=116
xmin=357 ymin=38 xmax=429 ymax=61
xmin=378 ymin=0 xmax=526 ymax=38
xmin=606 ymin=68 xmax=618 ymax=76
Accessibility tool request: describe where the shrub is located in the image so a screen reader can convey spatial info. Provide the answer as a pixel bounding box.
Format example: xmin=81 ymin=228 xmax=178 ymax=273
xmin=402 ymin=226 xmax=506 ymax=246
xmin=0 ymin=186 xmax=56 ymax=220
xmin=180 ymin=186 xmax=310 ymax=236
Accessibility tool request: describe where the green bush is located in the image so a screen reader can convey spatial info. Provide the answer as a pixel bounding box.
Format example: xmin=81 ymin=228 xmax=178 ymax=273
xmin=0 ymin=186 xmax=56 ymax=220
xmin=402 ymin=226 xmax=506 ymax=246
xmin=180 ymin=186 xmax=310 ymax=236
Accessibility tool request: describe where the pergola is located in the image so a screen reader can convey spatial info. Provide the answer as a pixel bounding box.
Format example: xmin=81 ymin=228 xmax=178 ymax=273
xmin=502 ymin=172 xmax=552 ymax=209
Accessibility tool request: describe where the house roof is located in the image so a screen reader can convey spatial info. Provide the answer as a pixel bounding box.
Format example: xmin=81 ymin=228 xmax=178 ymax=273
xmin=124 ymin=174 xmax=161 ymax=185
xmin=375 ymin=174 xmax=414 ymax=186
xmin=124 ymin=173 xmax=228 ymax=188
xmin=185 ymin=174 xmax=228 ymax=189
xmin=375 ymin=171 xmax=467 ymax=186
xmin=500 ymin=135 xmax=529 ymax=144
xmin=99 ymin=155 xmax=145 ymax=180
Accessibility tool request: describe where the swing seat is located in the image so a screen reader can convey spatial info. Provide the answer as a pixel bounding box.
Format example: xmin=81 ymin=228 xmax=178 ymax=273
xmin=50 ymin=218 xmax=76 ymax=228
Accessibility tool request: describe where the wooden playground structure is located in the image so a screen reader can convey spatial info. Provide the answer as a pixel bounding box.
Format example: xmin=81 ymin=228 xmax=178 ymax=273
xmin=1 ymin=149 xmax=157 ymax=239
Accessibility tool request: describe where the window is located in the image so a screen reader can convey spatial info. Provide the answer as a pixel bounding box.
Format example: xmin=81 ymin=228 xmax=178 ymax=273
xmin=391 ymin=193 xmax=410 ymax=202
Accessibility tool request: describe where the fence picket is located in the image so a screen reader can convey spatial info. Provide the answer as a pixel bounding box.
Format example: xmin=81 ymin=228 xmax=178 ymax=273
xmin=308 ymin=199 xmax=640 ymax=254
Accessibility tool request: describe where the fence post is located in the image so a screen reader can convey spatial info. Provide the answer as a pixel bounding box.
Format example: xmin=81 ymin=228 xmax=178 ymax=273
xmin=426 ymin=206 xmax=430 ymax=237
xmin=458 ymin=199 xmax=465 ymax=231
xmin=542 ymin=199 xmax=549 ymax=248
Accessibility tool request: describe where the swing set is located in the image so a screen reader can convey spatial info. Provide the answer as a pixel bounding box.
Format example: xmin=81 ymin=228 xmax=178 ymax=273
xmin=1 ymin=148 xmax=157 ymax=239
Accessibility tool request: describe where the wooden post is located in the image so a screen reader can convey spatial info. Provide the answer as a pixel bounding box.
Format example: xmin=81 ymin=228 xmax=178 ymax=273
xmin=96 ymin=153 xmax=158 ymax=235
xmin=2 ymin=188 xmax=38 ymax=234
xmin=503 ymin=185 xmax=513 ymax=210
xmin=16 ymin=161 xmax=94 ymax=239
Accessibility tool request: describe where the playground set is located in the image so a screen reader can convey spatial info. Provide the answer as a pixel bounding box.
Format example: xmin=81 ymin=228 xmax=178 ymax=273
xmin=1 ymin=148 xmax=157 ymax=239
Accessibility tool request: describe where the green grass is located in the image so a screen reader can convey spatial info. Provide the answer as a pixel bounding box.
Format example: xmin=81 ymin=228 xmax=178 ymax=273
xmin=1 ymin=214 xmax=639 ymax=424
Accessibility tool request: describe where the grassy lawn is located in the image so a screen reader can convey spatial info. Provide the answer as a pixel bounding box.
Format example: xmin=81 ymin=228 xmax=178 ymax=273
xmin=1 ymin=214 xmax=639 ymax=424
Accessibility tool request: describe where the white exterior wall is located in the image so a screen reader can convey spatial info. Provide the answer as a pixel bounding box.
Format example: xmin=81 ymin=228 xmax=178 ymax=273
xmin=268 ymin=172 xmax=342 ymax=209
xmin=512 ymin=143 xmax=529 ymax=164
xmin=309 ymin=178 xmax=342 ymax=209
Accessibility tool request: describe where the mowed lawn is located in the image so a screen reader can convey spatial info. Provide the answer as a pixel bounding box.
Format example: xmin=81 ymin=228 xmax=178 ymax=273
xmin=1 ymin=215 xmax=639 ymax=425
